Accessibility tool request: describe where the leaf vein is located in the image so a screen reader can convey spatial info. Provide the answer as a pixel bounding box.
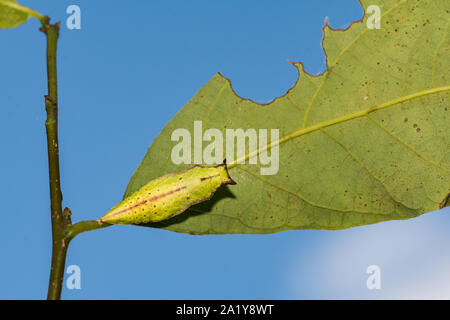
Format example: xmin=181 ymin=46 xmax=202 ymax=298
xmin=236 ymin=164 xmax=381 ymax=215
xmin=301 ymin=0 xmax=409 ymax=128
xmin=366 ymin=114 xmax=450 ymax=173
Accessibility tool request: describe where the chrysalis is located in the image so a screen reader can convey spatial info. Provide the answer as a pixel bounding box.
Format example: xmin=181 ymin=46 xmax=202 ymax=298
xmin=100 ymin=160 xmax=236 ymax=225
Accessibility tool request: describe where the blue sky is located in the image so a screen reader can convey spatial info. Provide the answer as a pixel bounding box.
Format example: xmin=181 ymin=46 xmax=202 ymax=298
xmin=0 ymin=0 xmax=449 ymax=299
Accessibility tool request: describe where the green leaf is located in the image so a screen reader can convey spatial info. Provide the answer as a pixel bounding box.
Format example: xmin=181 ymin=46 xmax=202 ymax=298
xmin=125 ymin=0 xmax=450 ymax=234
xmin=0 ymin=0 xmax=42 ymax=29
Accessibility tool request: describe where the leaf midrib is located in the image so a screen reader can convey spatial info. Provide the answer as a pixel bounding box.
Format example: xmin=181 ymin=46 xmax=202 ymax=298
xmin=228 ymin=85 xmax=450 ymax=169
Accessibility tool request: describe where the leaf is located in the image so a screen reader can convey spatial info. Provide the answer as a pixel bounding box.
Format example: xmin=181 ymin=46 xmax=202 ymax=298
xmin=125 ymin=0 xmax=450 ymax=234
xmin=0 ymin=0 xmax=42 ymax=29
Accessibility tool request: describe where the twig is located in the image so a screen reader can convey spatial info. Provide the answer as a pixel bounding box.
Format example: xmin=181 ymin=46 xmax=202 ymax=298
xmin=40 ymin=17 xmax=68 ymax=300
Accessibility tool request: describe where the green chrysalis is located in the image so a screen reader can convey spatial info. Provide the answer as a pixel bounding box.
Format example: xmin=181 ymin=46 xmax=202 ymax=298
xmin=100 ymin=160 xmax=236 ymax=225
